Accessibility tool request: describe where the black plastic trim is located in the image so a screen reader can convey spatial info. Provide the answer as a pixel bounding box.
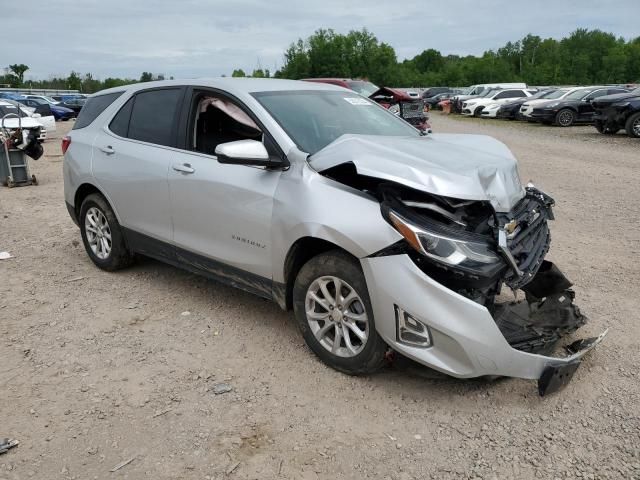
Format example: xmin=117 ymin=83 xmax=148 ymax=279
xmin=122 ymin=227 xmax=281 ymax=303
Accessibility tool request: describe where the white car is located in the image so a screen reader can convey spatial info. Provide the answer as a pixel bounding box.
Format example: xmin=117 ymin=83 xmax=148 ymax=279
xmin=0 ymin=100 xmax=48 ymax=141
xmin=519 ymin=88 xmax=577 ymax=119
xmin=462 ymin=89 xmax=534 ymax=117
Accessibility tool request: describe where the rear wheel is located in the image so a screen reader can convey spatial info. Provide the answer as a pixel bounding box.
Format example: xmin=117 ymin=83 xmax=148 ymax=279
xmin=79 ymin=193 xmax=134 ymax=271
xmin=293 ymin=250 xmax=387 ymax=375
xmin=555 ymin=109 xmax=576 ymax=127
xmin=625 ymin=112 xmax=640 ymax=138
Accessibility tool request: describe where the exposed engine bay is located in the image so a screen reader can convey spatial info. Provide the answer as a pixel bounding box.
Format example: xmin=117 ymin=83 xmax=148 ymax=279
xmin=321 ymin=162 xmax=586 ymax=356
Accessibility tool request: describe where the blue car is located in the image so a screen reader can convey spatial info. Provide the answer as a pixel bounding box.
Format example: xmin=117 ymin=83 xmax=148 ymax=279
xmin=18 ymin=97 xmax=76 ymax=121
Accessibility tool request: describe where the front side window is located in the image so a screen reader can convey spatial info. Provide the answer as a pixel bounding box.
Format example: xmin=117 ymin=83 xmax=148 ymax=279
xmin=253 ymin=90 xmax=419 ymax=155
xmin=189 ymin=93 xmax=263 ymax=155
xmin=126 ymin=88 xmax=182 ymax=146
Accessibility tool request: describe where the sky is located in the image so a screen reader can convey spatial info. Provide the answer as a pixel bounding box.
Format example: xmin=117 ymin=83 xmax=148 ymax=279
xmin=3 ymin=0 xmax=639 ymax=81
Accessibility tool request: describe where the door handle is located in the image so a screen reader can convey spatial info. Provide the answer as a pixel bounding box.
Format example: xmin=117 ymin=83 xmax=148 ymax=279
xmin=99 ymin=145 xmax=115 ymax=155
xmin=172 ymin=163 xmax=195 ymax=174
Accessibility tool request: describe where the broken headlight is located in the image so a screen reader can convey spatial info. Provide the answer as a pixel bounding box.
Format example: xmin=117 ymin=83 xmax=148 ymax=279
xmin=387 ymin=210 xmax=502 ymax=269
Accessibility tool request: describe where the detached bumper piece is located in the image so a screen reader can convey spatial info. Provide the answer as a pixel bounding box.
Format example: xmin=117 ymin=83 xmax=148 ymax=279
xmin=538 ymin=332 xmax=608 ymax=396
xmin=493 ymin=260 xmax=605 ymax=395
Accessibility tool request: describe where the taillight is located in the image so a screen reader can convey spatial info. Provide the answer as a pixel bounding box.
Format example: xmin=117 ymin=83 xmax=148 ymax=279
xmin=61 ymin=135 xmax=71 ymax=154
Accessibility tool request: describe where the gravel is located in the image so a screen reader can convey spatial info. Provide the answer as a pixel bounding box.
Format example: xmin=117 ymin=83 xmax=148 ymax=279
xmin=0 ymin=116 xmax=638 ymax=479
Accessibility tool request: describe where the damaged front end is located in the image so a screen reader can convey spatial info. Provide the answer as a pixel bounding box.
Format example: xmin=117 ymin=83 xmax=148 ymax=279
xmin=320 ymin=159 xmax=604 ymax=394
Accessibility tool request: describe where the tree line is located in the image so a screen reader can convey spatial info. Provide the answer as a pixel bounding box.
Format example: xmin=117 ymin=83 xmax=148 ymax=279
xmin=0 ymin=67 xmax=171 ymax=93
xmin=2 ymin=28 xmax=638 ymax=93
xmin=271 ymin=28 xmax=640 ymax=87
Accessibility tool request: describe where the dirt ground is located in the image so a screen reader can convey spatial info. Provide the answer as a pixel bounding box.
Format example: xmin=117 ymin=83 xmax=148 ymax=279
xmin=1 ymin=114 xmax=639 ymax=480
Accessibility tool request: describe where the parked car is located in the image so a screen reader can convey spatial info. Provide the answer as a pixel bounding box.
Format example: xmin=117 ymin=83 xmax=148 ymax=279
xmin=304 ymin=78 xmax=430 ymax=131
xmin=18 ymin=97 xmax=75 ymax=120
xmin=421 ymin=87 xmax=451 ymax=99
xmin=62 ymin=79 xmax=605 ymax=395
xmin=451 ymin=83 xmax=527 ymax=113
xmin=1 ymin=99 xmax=55 ymax=139
xmin=495 ymin=89 xmax=559 ymax=120
xmin=519 ymin=88 xmax=578 ymax=120
xmin=424 ymin=92 xmax=454 ymax=110
xmin=24 ymin=94 xmax=83 ymax=115
xmin=0 ymin=100 xmax=47 ymax=141
xmin=528 ymin=86 xmax=629 ymax=126
xmin=592 ymin=87 xmax=640 ymax=137
xmin=462 ymin=89 xmax=534 ymax=117
xmin=51 ymin=94 xmax=87 ymax=113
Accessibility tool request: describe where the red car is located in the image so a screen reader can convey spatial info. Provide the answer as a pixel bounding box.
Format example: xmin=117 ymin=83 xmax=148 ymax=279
xmin=303 ymin=78 xmax=430 ymax=132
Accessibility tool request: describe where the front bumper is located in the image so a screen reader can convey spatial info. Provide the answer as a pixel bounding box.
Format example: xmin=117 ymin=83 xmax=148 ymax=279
xmin=529 ymin=109 xmax=557 ymax=122
xmin=361 ymin=254 xmax=606 ymax=393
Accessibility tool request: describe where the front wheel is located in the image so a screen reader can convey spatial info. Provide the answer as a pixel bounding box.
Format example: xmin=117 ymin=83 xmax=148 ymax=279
xmin=473 ymin=106 xmax=484 ymax=117
xmin=79 ymin=193 xmax=134 ymax=271
xmin=555 ymin=108 xmax=576 ymax=127
xmin=625 ymin=112 xmax=640 ymax=138
xmin=293 ymin=251 xmax=387 ymax=375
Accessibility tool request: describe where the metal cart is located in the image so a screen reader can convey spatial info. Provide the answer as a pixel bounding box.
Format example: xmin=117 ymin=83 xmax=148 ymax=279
xmin=0 ymin=113 xmax=38 ymax=188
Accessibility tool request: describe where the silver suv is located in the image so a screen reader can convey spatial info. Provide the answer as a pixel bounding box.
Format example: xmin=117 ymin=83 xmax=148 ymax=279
xmin=63 ymin=79 xmax=606 ymax=395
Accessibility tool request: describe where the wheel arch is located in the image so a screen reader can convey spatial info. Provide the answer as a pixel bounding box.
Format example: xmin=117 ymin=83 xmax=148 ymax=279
xmin=73 ymin=183 xmax=120 ymax=222
xmin=281 ymin=236 xmax=356 ymax=311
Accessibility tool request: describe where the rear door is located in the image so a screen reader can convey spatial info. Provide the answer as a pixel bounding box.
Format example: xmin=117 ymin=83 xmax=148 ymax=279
xmin=92 ymin=87 xmax=185 ymax=254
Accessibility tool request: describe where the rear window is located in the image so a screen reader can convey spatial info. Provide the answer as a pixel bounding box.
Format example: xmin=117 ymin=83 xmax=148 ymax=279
xmin=73 ymin=92 xmax=123 ymax=130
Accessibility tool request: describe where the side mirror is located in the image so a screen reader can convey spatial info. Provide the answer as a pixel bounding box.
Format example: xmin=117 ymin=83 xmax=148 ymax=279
xmin=215 ymin=140 xmax=285 ymax=168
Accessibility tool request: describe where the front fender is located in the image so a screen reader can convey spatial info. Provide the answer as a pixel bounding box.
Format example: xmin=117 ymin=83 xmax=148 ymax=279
xmin=271 ymin=160 xmax=401 ymax=283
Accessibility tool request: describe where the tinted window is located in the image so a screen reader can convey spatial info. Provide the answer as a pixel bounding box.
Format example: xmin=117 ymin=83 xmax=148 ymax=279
xmin=584 ymin=90 xmax=607 ymax=100
xmin=73 ymin=92 xmax=124 ymax=129
xmin=495 ymin=90 xmax=525 ymax=99
xmin=109 ymin=97 xmax=134 ymax=137
xmin=607 ymin=89 xmax=628 ymax=95
xmin=127 ymin=88 xmax=182 ymax=146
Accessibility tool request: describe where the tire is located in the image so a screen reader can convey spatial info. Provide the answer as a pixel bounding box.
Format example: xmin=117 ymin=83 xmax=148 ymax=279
xmin=625 ymin=112 xmax=640 ymax=138
xmin=473 ymin=106 xmax=484 ymax=117
xmin=594 ymin=121 xmax=620 ymax=135
xmin=293 ymin=250 xmax=387 ymax=375
xmin=555 ymin=108 xmax=576 ymax=127
xmin=79 ymin=193 xmax=134 ymax=271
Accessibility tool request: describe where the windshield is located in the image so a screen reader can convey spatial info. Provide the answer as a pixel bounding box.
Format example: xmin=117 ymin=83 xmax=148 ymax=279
xmin=346 ymin=81 xmax=379 ymax=97
xmin=253 ymin=90 xmax=420 ymax=155
xmin=632 ymin=87 xmax=640 ymax=95
xmin=0 ymin=104 xmax=28 ymax=118
xmin=565 ymin=89 xmax=593 ymax=100
xmin=543 ymin=89 xmax=568 ymax=100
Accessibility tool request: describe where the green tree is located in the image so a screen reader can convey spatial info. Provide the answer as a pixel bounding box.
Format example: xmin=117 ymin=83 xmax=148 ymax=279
xmin=140 ymin=72 xmax=154 ymax=82
xmin=231 ymin=69 xmax=246 ymax=77
xmin=8 ymin=64 xmax=29 ymax=86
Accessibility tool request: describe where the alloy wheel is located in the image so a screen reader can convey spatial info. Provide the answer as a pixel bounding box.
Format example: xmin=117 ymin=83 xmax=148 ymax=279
xmin=305 ymin=276 xmax=369 ymax=358
xmin=557 ymin=110 xmax=574 ymax=126
xmin=85 ymin=207 xmax=112 ymax=260
xmin=633 ymin=117 xmax=640 ymax=137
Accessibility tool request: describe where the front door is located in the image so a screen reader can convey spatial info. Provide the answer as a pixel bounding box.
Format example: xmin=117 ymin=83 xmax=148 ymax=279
xmin=167 ymin=89 xmax=283 ymax=296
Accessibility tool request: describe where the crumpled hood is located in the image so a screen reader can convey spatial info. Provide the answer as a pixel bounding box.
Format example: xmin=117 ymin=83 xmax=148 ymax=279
xmin=309 ymin=134 xmax=525 ymax=212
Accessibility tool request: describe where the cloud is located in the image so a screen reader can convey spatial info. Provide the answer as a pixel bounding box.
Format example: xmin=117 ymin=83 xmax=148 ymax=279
xmin=3 ymin=0 xmax=638 ymax=80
